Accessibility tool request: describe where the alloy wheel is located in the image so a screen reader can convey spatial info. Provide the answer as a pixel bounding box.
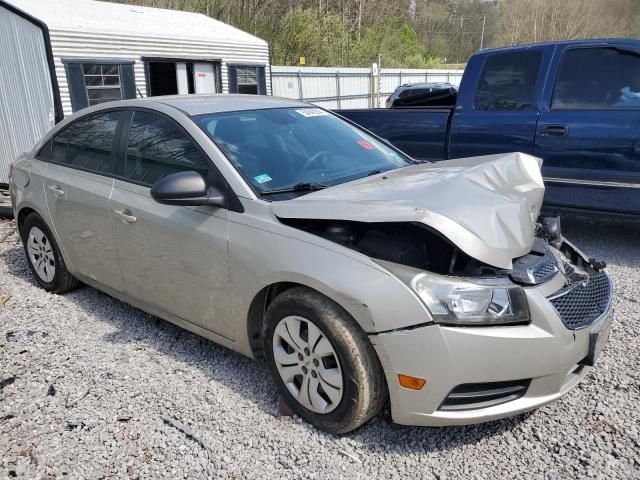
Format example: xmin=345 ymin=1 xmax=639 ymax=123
xmin=26 ymin=226 xmax=55 ymax=283
xmin=272 ymin=315 xmax=344 ymax=414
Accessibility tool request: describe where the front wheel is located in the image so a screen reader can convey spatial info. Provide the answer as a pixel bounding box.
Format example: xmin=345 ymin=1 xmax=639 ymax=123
xmin=263 ymin=287 xmax=387 ymax=434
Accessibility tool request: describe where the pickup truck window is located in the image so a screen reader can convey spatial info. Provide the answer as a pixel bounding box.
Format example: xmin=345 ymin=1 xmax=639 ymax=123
xmin=552 ymin=47 xmax=640 ymax=110
xmin=473 ymin=51 xmax=542 ymax=112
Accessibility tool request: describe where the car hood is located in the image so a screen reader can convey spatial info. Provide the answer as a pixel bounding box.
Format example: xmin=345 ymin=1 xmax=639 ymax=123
xmin=271 ymin=152 xmax=545 ymax=269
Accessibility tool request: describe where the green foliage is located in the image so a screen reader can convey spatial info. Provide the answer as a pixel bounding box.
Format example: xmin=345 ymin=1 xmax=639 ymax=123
xmin=268 ymin=8 xmax=441 ymax=68
xmin=112 ymin=0 xmax=640 ymax=66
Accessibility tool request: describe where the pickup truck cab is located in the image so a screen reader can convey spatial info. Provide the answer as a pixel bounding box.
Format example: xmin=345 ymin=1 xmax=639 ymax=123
xmin=339 ymin=39 xmax=640 ymax=217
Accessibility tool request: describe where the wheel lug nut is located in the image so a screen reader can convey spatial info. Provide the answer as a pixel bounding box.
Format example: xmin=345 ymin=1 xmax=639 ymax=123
xmin=301 ymin=366 xmax=308 ymax=374
xmin=304 ymin=347 xmax=310 ymax=356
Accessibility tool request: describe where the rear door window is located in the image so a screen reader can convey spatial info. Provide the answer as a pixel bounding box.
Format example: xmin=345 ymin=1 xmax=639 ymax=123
xmin=123 ymin=111 xmax=210 ymax=186
xmin=50 ymin=111 xmax=121 ymax=174
xmin=473 ymin=51 xmax=542 ymax=111
xmin=552 ymin=47 xmax=640 ymax=109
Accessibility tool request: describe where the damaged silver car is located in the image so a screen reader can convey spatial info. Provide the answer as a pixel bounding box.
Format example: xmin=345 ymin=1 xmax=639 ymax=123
xmin=9 ymin=96 xmax=613 ymax=433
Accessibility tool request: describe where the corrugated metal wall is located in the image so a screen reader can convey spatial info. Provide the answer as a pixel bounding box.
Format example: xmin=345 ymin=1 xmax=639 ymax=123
xmin=0 ymin=5 xmax=54 ymax=184
xmin=49 ymin=30 xmax=271 ymax=116
xmin=272 ymin=66 xmax=464 ymax=109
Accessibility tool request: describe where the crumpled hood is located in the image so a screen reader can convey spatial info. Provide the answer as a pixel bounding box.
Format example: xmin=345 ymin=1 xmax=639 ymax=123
xmin=271 ymin=152 xmax=545 ymax=269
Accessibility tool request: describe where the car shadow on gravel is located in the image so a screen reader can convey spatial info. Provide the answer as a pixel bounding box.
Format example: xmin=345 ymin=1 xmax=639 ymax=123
xmin=0 ymin=214 xmax=636 ymax=453
xmin=1 ymin=239 xmax=526 ymax=452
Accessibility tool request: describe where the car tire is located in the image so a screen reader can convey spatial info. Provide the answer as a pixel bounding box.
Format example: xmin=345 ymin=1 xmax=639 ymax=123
xmin=20 ymin=213 xmax=80 ymax=294
xmin=263 ymin=287 xmax=387 ymax=434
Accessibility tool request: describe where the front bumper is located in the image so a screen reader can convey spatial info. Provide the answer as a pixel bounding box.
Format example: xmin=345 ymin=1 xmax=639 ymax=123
xmin=370 ymin=271 xmax=613 ymax=427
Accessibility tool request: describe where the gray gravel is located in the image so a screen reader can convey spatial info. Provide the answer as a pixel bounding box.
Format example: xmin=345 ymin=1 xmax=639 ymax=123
xmin=1 ymin=216 xmax=639 ymax=479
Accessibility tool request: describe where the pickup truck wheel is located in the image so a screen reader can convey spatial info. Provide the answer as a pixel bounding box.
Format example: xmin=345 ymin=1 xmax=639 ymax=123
xmin=263 ymin=287 xmax=387 ymax=434
xmin=20 ymin=213 xmax=80 ymax=293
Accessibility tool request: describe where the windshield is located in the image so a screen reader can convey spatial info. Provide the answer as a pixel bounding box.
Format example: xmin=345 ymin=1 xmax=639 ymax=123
xmin=194 ymin=107 xmax=412 ymax=198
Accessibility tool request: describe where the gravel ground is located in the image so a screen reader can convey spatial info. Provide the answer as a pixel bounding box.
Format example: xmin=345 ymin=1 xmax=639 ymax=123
xmin=1 ymin=216 xmax=639 ymax=480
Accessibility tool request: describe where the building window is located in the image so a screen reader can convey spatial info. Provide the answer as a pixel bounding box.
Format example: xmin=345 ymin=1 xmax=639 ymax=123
xmin=83 ymin=64 xmax=123 ymax=106
xmin=237 ymin=67 xmax=258 ymax=94
xmin=64 ymin=60 xmax=136 ymax=112
xmin=228 ymin=65 xmax=267 ymax=95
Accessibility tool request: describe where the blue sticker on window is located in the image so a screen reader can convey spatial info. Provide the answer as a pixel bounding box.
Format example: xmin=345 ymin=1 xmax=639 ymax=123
xmin=254 ymin=173 xmax=272 ymax=184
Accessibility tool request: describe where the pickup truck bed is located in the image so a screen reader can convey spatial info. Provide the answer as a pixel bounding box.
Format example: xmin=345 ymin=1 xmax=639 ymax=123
xmin=339 ymin=108 xmax=452 ymax=162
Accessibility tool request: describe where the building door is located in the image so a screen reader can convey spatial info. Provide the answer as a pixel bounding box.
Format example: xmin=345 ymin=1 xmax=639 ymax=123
xmin=193 ymin=63 xmax=216 ymax=93
xmin=147 ymin=60 xmax=221 ymax=97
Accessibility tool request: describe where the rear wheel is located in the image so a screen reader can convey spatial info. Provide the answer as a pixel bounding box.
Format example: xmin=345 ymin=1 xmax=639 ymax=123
xmin=20 ymin=213 xmax=79 ymax=293
xmin=263 ymin=287 xmax=387 ymax=434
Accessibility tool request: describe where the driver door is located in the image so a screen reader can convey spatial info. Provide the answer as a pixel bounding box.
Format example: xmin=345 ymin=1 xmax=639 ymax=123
xmin=109 ymin=109 xmax=235 ymax=339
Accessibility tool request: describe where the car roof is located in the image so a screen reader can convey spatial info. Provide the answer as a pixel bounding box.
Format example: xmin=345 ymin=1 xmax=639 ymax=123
xmin=146 ymin=94 xmax=309 ymax=115
xmin=478 ymin=37 xmax=639 ymax=55
xmin=397 ymin=82 xmax=454 ymax=90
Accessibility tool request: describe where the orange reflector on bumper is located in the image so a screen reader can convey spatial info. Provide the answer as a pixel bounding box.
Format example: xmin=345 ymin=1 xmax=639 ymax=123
xmin=398 ymin=374 xmax=426 ymax=390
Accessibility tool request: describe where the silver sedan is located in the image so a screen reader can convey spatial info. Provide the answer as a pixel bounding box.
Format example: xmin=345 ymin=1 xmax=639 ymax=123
xmin=9 ymin=95 xmax=613 ymax=433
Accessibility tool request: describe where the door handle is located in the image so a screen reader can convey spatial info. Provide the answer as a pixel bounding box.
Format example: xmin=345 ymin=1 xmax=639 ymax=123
xmin=47 ymin=185 xmax=65 ymax=197
xmin=541 ymin=125 xmax=569 ymax=137
xmin=113 ymin=208 xmax=137 ymax=224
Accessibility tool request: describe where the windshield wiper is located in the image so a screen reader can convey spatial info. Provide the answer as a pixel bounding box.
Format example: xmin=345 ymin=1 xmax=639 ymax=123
xmin=261 ymin=182 xmax=329 ymax=196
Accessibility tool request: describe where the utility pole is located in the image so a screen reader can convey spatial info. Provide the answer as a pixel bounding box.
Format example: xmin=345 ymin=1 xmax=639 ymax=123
xmin=480 ymin=15 xmax=486 ymax=50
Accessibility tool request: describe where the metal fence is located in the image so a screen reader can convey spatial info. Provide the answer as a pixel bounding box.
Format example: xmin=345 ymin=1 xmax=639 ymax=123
xmin=271 ymin=66 xmax=464 ymax=109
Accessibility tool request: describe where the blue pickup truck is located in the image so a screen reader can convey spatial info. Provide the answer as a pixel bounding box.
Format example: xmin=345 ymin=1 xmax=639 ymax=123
xmin=339 ymin=39 xmax=640 ymax=217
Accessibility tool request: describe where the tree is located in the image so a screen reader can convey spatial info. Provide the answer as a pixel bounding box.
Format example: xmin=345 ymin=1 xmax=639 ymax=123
xmin=107 ymin=0 xmax=640 ymax=67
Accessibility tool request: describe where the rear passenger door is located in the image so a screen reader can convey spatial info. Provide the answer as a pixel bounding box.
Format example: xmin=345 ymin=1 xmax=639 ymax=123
xmin=449 ymin=48 xmax=550 ymax=159
xmin=41 ymin=110 xmax=124 ymax=291
xmin=535 ymin=45 xmax=640 ymax=214
xmin=109 ymin=109 xmax=234 ymax=339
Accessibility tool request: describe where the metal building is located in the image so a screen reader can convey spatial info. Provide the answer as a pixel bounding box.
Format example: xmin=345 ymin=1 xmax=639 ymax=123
xmin=0 ymin=0 xmax=271 ymax=186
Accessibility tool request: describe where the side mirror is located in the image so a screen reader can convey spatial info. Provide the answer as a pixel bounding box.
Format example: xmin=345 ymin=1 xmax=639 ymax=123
xmin=150 ymin=171 xmax=226 ymax=207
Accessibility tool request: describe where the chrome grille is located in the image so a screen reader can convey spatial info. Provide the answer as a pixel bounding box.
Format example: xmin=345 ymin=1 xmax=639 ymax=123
xmin=532 ymin=250 xmax=559 ymax=282
xmin=563 ymin=262 xmax=576 ymax=276
xmin=549 ymin=271 xmax=612 ymax=330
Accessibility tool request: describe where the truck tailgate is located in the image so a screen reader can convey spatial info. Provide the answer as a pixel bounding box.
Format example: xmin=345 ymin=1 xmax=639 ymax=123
xmin=336 ymin=109 xmax=452 ymax=162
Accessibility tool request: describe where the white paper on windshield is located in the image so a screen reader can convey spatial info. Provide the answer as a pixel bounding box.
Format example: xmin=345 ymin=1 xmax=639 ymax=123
xmin=295 ymin=108 xmax=330 ymax=118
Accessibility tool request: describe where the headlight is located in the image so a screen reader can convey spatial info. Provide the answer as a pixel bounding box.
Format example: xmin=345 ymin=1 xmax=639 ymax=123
xmin=378 ymin=261 xmax=530 ymax=326
xmin=411 ymin=273 xmax=529 ymax=326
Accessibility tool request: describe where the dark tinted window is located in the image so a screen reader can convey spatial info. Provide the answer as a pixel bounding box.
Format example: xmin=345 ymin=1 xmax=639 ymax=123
xmin=393 ymin=87 xmax=457 ymax=107
xmin=474 ymin=51 xmax=542 ymax=111
xmin=552 ymin=47 xmax=640 ymax=109
xmin=124 ymin=111 xmax=210 ymax=186
xmin=50 ymin=111 xmax=121 ymax=174
xmin=398 ymin=88 xmax=428 ymax=98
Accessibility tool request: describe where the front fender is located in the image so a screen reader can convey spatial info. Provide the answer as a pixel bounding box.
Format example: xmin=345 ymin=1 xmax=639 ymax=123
xmin=227 ymin=215 xmax=433 ymax=336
